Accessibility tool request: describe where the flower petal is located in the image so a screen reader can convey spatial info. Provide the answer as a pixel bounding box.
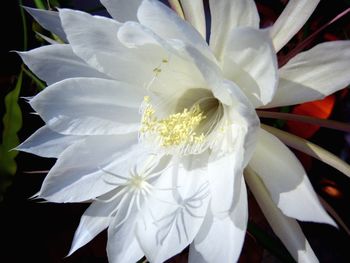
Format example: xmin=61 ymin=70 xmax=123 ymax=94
xmin=179 ymin=0 xmax=206 ymax=38
xmin=18 ymin=44 xmax=109 ymax=85
xmin=30 ymin=78 xmax=145 ymax=135
xmin=245 ymin=167 xmax=319 ymax=263
xmin=208 ymin=149 xmax=243 ymax=217
xmin=270 ymin=0 xmax=320 ymax=52
xmin=100 ymin=0 xmax=142 ymax=22
xmin=265 ymin=41 xmax=350 ymax=108
xmin=209 ymin=0 xmax=259 ymax=59
xmin=136 ymin=154 xmax=210 ymax=263
xmin=17 ymin=125 xmax=82 ymax=158
xmin=137 ymin=0 xmax=214 ymax=61
xmin=107 ymin=206 xmax=144 ymax=263
xmin=24 ymin=7 xmax=67 ymax=42
xmin=68 ymin=200 xmax=115 ymax=256
xmin=189 ymin=179 xmax=248 ymax=263
xmin=222 ymin=27 xmax=278 ymax=107
xmin=249 ymin=128 xmax=335 ymax=225
xmin=117 ymin=21 xmax=208 ymax=98
xmin=59 ymin=8 xmax=155 ymax=85
xmin=39 ymin=133 xmax=143 ymax=202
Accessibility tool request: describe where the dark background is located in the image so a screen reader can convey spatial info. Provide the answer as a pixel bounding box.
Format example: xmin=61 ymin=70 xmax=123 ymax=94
xmin=1 ymin=0 xmax=350 ymax=262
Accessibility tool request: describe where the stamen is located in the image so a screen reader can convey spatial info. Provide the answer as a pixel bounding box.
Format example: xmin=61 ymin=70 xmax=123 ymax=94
xmin=141 ymin=97 xmax=207 ymax=148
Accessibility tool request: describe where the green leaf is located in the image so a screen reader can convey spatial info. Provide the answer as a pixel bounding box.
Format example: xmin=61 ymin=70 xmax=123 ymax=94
xmin=0 ymin=72 xmax=23 ymax=200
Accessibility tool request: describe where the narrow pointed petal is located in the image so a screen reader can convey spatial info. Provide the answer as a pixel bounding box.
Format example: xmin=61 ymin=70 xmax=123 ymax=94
xmin=39 ymin=133 xmax=143 ymax=202
xmin=136 ymin=155 xmax=210 ymax=263
xmin=100 ymin=0 xmax=142 ymax=22
xmin=69 ymin=200 xmax=115 ymax=255
xmin=59 ymin=8 xmax=154 ymax=85
xmin=265 ymin=41 xmax=350 ymax=108
xmin=209 ymin=0 xmax=259 ymax=59
xmin=261 ymin=124 xmax=350 ymax=179
xmin=222 ymin=27 xmax=278 ymax=107
xmin=270 ymin=0 xmax=320 ymax=52
xmin=189 ymin=179 xmax=248 ymax=263
xmin=30 ymin=78 xmax=145 ymax=135
xmin=249 ymin=128 xmax=335 ymax=226
xmin=18 ymin=44 xmax=109 ymax=85
xmin=179 ymin=0 xmax=206 ymax=38
xmin=245 ymin=167 xmax=319 ymax=263
xmin=137 ymin=0 xmax=214 ymax=61
xmin=17 ymin=125 xmax=82 ymax=158
xmin=24 ymin=7 xmax=67 ymax=42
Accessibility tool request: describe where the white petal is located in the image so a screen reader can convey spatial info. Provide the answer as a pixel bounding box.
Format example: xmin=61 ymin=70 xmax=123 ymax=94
xmin=69 ymin=200 xmax=115 ymax=255
xmin=265 ymin=41 xmax=350 ymax=108
xmin=17 ymin=125 xmax=82 ymax=158
xmin=59 ymin=8 xmax=153 ymax=85
xmin=30 ymin=78 xmax=145 ymax=135
xmin=214 ymin=80 xmax=259 ymax=165
xmin=136 ymin=154 xmax=210 ymax=263
xmin=208 ymin=149 xmax=243 ymax=217
xmin=18 ymin=44 xmax=109 ymax=85
xmin=137 ymin=0 xmax=214 ymax=61
xmin=118 ymin=21 xmax=212 ymax=100
xmin=100 ymin=0 xmax=142 ymax=22
xmin=179 ymin=0 xmax=206 ymax=38
xmin=245 ymin=167 xmax=319 ymax=263
xmin=209 ymin=0 xmax=259 ymax=59
xmin=39 ymin=133 xmax=143 ymax=202
xmin=222 ymin=28 xmax=278 ymax=107
xmin=270 ymin=0 xmax=319 ymax=52
xmin=107 ymin=208 xmax=144 ymax=263
xmin=189 ymin=179 xmax=248 ymax=263
xmin=249 ymin=128 xmax=335 ymax=225
xmin=24 ymin=7 xmax=67 ymax=42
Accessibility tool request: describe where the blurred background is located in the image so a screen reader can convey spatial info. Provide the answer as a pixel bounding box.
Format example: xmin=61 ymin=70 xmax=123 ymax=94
xmin=1 ymin=0 xmax=350 ymax=262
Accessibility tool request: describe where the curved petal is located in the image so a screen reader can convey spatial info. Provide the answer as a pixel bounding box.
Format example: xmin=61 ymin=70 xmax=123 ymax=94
xmin=137 ymin=0 xmax=214 ymax=61
xmin=265 ymin=41 xmax=350 ymax=108
xmin=209 ymin=0 xmax=259 ymax=59
xmin=17 ymin=125 xmax=83 ymax=158
xmin=117 ymin=22 xmax=207 ymax=97
xmin=270 ymin=0 xmax=320 ymax=52
xmin=18 ymin=44 xmax=109 ymax=85
xmin=59 ymin=8 xmax=154 ymax=85
xmin=179 ymin=0 xmax=206 ymax=38
xmin=245 ymin=167 xmax=319 ymax=263
xmin=182 ymin=44 xmax=259 ymax=162
xmin=38 ymin=133 xmax=144 ymax=202
xmin=136 ymin=154 xmax=210 ymax=263
xmin=68 ymin=200 xmax=115 ymax=256
xmin=249 ymin=128 xmax=335 ymax=226
xmin=30 ymin=78 xmax=145 ymax=135
xmin=101 ymin=0 xmax=142 ymax=22
xmin=222 ymin=27 xmax=278 ymax=107
xmin=189 ymin=179 xmax=248 ymax=263
xmin=24 ymin=7 xmax=67 ymax=42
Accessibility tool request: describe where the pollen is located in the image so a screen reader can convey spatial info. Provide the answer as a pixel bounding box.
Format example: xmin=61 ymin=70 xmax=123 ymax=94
xmin=141 ymin=97 xmax=206 ymax=147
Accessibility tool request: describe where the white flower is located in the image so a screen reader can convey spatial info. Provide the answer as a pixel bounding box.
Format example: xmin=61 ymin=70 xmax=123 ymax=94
xmin=18 ymin=0 xmax=350 ymax=262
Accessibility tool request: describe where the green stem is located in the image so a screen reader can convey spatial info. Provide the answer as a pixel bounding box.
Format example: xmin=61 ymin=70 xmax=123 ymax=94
xmin=19 ymin=1 xmax=28 ymax=51
xmin=34 ymin=0 xmax=46 ymax=9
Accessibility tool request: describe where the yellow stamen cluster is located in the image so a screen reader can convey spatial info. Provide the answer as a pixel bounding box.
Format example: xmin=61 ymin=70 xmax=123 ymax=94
xmin=141 ymin=97 xmax=206 ymax=147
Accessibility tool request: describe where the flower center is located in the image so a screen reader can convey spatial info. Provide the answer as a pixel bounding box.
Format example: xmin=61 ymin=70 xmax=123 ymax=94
xmin=141 ymin=96 xmax=207 ymax=147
